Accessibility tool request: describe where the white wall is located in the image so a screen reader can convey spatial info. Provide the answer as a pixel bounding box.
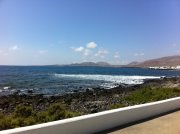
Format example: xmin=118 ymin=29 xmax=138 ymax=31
xmin=1 ymin=97 xmax=180 ymax=134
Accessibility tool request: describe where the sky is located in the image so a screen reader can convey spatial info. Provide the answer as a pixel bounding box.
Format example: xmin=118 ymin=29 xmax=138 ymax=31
xmin=0 ymin=0 xmax=180 ymax=65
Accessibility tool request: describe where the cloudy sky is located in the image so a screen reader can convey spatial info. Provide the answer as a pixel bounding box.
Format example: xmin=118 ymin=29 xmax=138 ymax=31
xmin=0 ymin=0 xmax=180 ymax=65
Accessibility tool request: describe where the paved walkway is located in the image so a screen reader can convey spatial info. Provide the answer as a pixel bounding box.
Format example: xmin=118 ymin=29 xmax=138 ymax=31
xmin=108 ymin=110 xmax=180 ymax=134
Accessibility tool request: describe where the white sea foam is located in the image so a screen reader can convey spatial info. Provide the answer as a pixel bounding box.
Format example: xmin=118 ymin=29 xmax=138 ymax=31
xmin=3 ymin=86 xmax=10 ymax=90
xmin=54 ymin=74 xmax=161 ymax=85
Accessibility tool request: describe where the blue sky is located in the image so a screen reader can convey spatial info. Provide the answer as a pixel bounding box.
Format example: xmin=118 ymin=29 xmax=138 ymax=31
xmin=0 ymin=0 xmax=180 ymax=65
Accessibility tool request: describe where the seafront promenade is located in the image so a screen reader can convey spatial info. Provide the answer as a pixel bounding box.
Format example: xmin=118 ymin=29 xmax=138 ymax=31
xmin=108 ymin=110 xmax=180 ymax=134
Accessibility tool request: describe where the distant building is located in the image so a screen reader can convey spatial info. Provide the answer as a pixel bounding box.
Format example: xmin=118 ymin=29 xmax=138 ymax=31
xmin=176 ymin=66 xmax=180 ymax=69
xmin=149 ymin=65 xmax=180 ymax=70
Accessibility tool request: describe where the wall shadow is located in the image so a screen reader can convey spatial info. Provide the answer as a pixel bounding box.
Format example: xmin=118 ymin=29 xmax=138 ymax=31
xmin=95 ymin=108 xmax=180 ymax=134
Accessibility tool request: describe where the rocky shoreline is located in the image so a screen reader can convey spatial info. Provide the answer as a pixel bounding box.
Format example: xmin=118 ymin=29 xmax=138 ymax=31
xmin=0 ymin=77 xmax=180 ymax=115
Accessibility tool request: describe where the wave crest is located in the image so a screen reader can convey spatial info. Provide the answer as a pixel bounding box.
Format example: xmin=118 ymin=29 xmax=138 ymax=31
xmin=54 ymin=74 xmax=161 ymax=85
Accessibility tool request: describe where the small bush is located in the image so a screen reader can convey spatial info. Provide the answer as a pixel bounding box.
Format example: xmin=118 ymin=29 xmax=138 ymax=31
xmin=173 ymin=88 xmax=180 ymax=93
xmin=48 ymin=103 xmax=65 ymax=115
xmin=14 ymin=105 xmax=34 ymax=118
xmin=47 ymin=103 xmax=66 ymax=121
xmin=65 ymin=111 xmax=80 ymax=118
xmin=10 ymin=117 xmax=24 ymax=128
xmin=111 ymin=103 xmax=125 ymax=109
xmin=124 ymin=87 xmax=180 ymax=105
xmin=36 ymin=112 xmax=48 ymax=123
xmin=0 ymin=103 xmax=80 ymax=130
xmin=24 ymin=116 xmax=37 ymax=126
xmin=0 ymin=114 xmax=12 ymax=130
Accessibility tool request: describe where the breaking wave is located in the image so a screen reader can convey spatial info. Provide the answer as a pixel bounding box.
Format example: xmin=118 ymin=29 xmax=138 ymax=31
xmin=54 ymin=74 xmax=161 ymax=86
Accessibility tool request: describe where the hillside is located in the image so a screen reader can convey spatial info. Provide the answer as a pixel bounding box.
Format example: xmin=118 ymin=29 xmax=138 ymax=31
xmin=128 ymin=55 xmax=180 ymax=67
xmin=69 ymin=62 xmax=111 ymax=67
xmin=67 ymin=55 xmax=180 ymax=68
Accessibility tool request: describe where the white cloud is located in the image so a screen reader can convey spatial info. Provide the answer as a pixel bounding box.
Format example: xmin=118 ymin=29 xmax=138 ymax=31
xmin=134 ymin=53 xmax=144 ymax=56
xmin=114 ymin=52 xmax=120 ymax=58
xmin=176 ymin=50 xmax=180 ymax=53
xmin=39 ymin=50 xmax=48 ymax=54
xmin=83 ymin=49 xmax=91 ymax=56
xmin=172 ymin=43 xmax=177 ymax=47
xmin=72 ymin=46 xmax=91 ymax=56
xmin=72 ymin=42 xmax=109 ymax=58
xmin=86 ymin=42 xmax=97 ymax=49
xmin=95 ymin=49 xmax=109 ymax=58
xmin=9 ymin=45 xmax=18 ymax=51
xmin=3 ymin=52 xmax=9 ymax=56
xmin=114 ymin=55 xmax=119 ymax=58
xmin=73 ymin=46 xmax=84 ymax=52
xmin=0 ymin=50 xmax=10 ymax=56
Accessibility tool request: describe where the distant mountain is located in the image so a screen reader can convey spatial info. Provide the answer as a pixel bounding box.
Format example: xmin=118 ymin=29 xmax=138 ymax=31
xmin=96 ymin=62 xmax=111 ymax=66
xmin=127 ymin=61 xmax=140 ymax=66
xmin=66 ymin=55 xmax=180 ymax=68
xmin=69 ymin=62 xmax=111 ymax=67
xmin=127 ymin=55 xmax=180 ymax=67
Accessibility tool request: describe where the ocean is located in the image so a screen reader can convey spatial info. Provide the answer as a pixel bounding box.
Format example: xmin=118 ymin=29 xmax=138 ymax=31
xmin=0 ymin=66 xmax=180 ymax=96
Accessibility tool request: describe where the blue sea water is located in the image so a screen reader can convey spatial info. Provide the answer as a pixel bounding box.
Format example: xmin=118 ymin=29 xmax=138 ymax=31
xmin=0 ymin=66 xmax=180 ymax=95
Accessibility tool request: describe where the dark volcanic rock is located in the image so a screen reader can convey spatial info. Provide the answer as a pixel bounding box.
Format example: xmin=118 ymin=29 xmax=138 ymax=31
xmin=0 ymin=77 xmax=180 ymax=115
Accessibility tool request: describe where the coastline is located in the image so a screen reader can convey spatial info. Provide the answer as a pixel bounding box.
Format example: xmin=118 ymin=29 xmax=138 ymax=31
xmin=0 ymin=77 xmax=180 ymax=130
xmin=0 ymin=77 xmax=180 ymax=114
